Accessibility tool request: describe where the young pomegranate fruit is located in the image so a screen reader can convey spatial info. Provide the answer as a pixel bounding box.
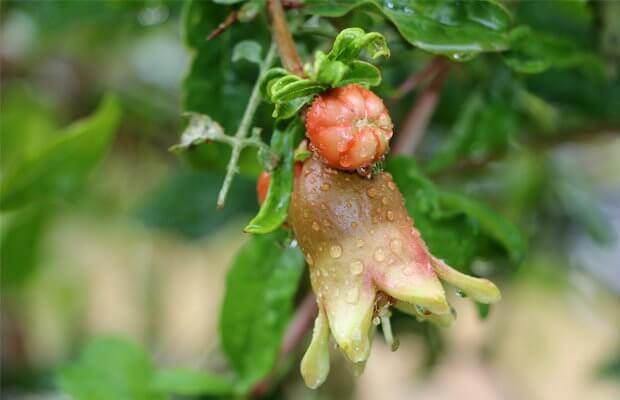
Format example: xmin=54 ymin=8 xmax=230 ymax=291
xmin=288 ymin=158 xmax=501 ymax=388
xmin=256 ymin=171 xmax=271 ymax=206
xmin=305 ymin=84 xmax=393 ymax=171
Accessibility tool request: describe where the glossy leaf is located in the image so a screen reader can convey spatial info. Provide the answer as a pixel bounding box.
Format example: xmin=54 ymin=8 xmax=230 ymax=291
xmin=220 ymin=231 xmax=305 ymax=390
xmin=0 ymin=205 xmax=49 ymax=289
xmin=57 ymin=336 xmax=163 ymax=400
xmin=232 ymin=40 xmax=263 ymax=65
xmin=503 ymin=26 xmax=604 ymax=74
xmin=245 ymin=120 xmax=303 ymax=233
xmin=305 ymin=0 xmax=512 ymax=60
xmin=150 ymin=368 xmax=234 ymax=396
xmin=0 ymin=95 xmax=121 ymax=211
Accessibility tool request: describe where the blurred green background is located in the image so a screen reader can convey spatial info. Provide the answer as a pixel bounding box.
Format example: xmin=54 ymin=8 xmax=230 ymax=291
xmin=1 ymin=0 xmax=620 ymax=399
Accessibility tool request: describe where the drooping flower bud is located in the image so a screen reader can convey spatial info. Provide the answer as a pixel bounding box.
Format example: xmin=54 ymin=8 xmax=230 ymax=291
xmin=289 ymin=158 xmax=501 ymax=388
xmin=305 ymin=84 xmax=393 ymax=171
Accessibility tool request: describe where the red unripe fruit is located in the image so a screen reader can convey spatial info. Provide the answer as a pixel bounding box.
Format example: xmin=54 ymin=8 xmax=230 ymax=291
xmin=257 ymin=171 xmax=270 ymax=206
xmin=305 ymin=84 xmax=393 ymax=171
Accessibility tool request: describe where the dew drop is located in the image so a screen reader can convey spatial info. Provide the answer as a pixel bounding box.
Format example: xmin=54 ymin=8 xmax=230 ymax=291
xmin=381 ymin=196 xmax=389 ymax=205
xmin=321 ymin=183 xmax=330 ymax=191
xmin=372 ymin=316 xmax=381 ymax=325
xmin=356 ymin=239 xmax=365 ymax=248
xmin=329 ymin=244 xmax=343 ymax=258
xmin=312 ymin=221 xmax=320 ymax=231
xmin=387 ymin=181 xmax=397 ymax=191
xmin=374 ymin=248 xmax=386 ymax=262
xmin=387 ymin=210 xmax=395 ymax=221
xmin=389 ymin=239 xmax=402 ymax=253
xmin=350 ymin=260 xmax=364 ymax=275
xmin=367 ymin=187 xmax=377 ymax=198
xmin=346 ymin=287 xmax=359 ymax=303
xmin=415 ymin=305 xmax=428 ymax=315
xmin=456 ymin=289 xmax=467 ymax=298
xmin=321 ymin=269 xmax=329 ymax=277
xmin=306 ymin=253 xmax=314 ymax=265
xmin=320 ymin=203 xmax=327 ymax=210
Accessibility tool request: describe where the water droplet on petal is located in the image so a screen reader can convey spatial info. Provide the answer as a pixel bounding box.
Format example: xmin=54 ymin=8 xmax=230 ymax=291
xmin=312 ymin=221 xmax=320 ymax=231
xmin=381 ymin=196 xmax=389 ymax=205
xmin=350 ymin=260 xmax=364 ymax=275
xmin=321 ymin=269 xmax=329 ymax=277
xmin=306 ymin=253 xmax=314 ymax=265
xmin=372 ymin=316 xmax=381 ymax=325
xmin=320 ymin=203 xmax=327 ymax=210
xmin=346 ymin=287 xmax=359 ymax=303
xmin=456 ymin=289 xmax=467 ymax=298
xmin=387 ymin=181 xmax=396 ymax=191
xmin=387 ymin=210 xmax=395 ymax=221
xmin=374 ymin=248 xmax=386 ymax=262
xmin=367 ymin=188 xmax=377 ymax=198
xmin=389 ymin=239 xmax=401 ymax=253
xmin=329 ymin=244 xmax=342 ymax=258
xmin=356 ymin=239 xmax=365 ymax=248
xmin=321 ymin=183 xmax=330 ymax=191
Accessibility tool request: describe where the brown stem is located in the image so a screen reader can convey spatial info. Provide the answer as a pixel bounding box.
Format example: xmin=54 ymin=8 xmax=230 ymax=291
xmin=268 ymin=0 xmax=305 ymax=77
xmin=391 ymin=56 xmax=448 ymax=101
xmin=251 ymin=293 xmax=317 ymax=398
xmin=207 ymin=10 xmax=239 ymax=41
xmin=392 ymin=62 xmax=450 ymax=155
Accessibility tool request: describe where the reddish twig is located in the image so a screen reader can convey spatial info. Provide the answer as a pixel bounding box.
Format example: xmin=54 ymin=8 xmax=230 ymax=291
xmin=282 ymin=0 xmax=304 ymax=9
xmin=207 ymin=10 xmax=239 ymax=41
xmin=392 ymin=62 xmax=451 ymax=155
xmin=268 ymin=0 xmax=305 ymax=77
xmin=251 ymin=293 xmax=318 ymax=398
xmin=391 ymin=56 xmax=448 ymax=101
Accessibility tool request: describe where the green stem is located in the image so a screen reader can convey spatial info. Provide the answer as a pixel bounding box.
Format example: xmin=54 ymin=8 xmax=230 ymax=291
xmin=216 ymin=43 xmax=277 ymax=208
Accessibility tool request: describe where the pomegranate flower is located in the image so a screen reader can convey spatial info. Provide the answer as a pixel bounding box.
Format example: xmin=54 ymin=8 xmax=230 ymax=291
xmin=288 ymin=158 xmax=501 ymax=388
xmin=305 ymin=84 xmax=393 ymax=172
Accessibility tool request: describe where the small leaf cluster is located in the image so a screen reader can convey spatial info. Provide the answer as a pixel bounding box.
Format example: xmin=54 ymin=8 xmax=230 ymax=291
xmin=261 ymin=27 xmax=390 ymax=119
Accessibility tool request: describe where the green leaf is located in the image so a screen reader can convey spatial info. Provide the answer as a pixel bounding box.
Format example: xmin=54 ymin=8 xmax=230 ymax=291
xmin=233 ymin=40 xmax=263 ymax=65
xmin=213 ymin=0 xmax=245 ymax=4
xmin=336 ymin=60 xmax=382 ymax=87
xmin=245 ymin=120 xmax=303 ymax=233
xmin=183 ymin=0 xmax=270 ymax=133
xmin=0 ymin=95 xmax=121 ymax=211
xmin=150 ymin=368 xmax=234 ymax=396
xmin=305 ymin=0 xmax=512 ymax=60
xmin=323 ymin=27 xmax=390 ymax=61
xmin=438 ymin=191 xmax=526 ymax=263
xmin=387 ymin=156 xmax=525 ymax=269
xmin=136 ymin=168 xmax=256 ymax=240
xmin=261 ymin=28 xmax=389 ymax=118
xmin=0 ymin=205 xmax=49 ymax=289
xmin=426 ymin=77 xmax=521 ymax=174
xmin=57 ymin=336 xmax=163 ymax=400
xmin=220 ymin=231 xmax=305 ymax=390
xmin=503 ymin=26 xmax=604 ymax=74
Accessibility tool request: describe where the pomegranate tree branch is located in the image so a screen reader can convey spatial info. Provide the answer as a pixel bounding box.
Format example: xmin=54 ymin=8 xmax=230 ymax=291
xmin=251 ymin=293 xmax=318 ymax=397
xmin=392 ymin=62 xmax=450 ymax=155
xmin=391 ymin=56 xmax=448 ymax=101
xmin=207 ymin=10 xmax=239 ymax=41
xmin=268 ymin=0 xmax=305 ymax=77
